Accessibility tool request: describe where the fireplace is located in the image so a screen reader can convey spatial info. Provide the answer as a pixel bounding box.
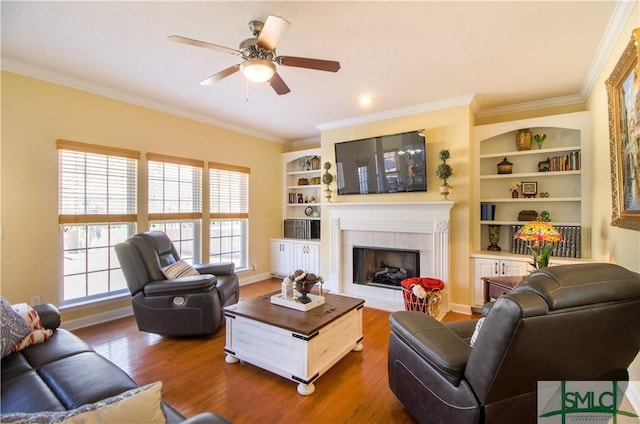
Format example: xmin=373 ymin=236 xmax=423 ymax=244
xmin=326 ymin=201 xmax=453 ymax=311
xmin=353 ymin=246 xmax=419 ymax=289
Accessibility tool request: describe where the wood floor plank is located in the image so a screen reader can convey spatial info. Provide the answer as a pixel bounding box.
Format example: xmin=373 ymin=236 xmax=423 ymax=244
xmin=72 ymin=278 xmax=478 ymax=423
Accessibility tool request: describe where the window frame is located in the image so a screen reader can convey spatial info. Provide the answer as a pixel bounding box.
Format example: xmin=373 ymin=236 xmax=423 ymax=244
xmin=57 ymin=139 xmax=140 ymax=305
xmin=147 ymin=153 xmax=205 ymax=261
xmin=209 ymin=162 xmax=250 ymax=268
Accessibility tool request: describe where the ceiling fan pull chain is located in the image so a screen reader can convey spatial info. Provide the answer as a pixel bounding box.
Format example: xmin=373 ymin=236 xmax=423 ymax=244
xmin=245 ymin=79 xmax=250 ymax=102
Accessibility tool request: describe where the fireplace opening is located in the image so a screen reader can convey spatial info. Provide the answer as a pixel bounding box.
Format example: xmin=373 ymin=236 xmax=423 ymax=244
xmin=353 ymin=246 xmax=420 ymax=289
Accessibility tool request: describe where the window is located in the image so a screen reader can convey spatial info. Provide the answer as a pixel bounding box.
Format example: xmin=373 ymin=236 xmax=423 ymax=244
xmin=57 ymin=140 xmax=139 ymax=304
xmin=147 ymin=154 xmax=203 ymax=261
xmin=209 ymin=163 xmax=249 ymax=268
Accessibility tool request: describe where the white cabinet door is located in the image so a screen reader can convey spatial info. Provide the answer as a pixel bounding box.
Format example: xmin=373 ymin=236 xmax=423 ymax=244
xmin=500 ymin=259 xmax=529 ymax=276
xmin=472 ymin=257 xmax=530 ymax=309
xmin=292 ymin=243 xmax=320 ymax=275
xmin=270 ymin=240 xmax=292 ymax=277
xmin=473 ymin=258 xmax=498 ymax=308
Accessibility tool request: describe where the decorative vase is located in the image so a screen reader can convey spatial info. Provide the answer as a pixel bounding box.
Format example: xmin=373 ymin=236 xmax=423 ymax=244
xmin=511 ymin=191 xmax=519 ymax=198
xmin=537 ymin=248 xmax=551 ymax=268
xmin=296 ymin=280 xmax=317 ymax=304
xmin=515 ymin=129 xmax=532 ymax=151
xmin=438 ymin=184 xmax=450 ymax=200
xmin=487 ymin=224 xmax=502 ymax=251
xmin=324 ymin=188 xmax=332 ymax=202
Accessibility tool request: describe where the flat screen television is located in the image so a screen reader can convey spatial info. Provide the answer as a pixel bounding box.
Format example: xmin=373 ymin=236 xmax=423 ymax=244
xmin=334 ymin=130 xmax=426 ymax=195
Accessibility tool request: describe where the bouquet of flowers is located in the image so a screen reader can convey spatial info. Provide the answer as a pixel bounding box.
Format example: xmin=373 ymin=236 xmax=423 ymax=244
xmin=510 ymin=181 xmax=522 ymax=192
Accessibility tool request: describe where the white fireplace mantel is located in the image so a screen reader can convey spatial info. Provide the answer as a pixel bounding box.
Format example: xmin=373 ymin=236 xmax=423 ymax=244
xmin=325 ymin=201 xmax=454 ymax=311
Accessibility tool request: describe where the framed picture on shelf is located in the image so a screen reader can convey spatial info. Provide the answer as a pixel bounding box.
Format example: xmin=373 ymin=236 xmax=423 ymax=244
xmin=606 ymin=28 xmax=640 ymax=231
xmin=521 ymin=182 xmax=537 ymax=197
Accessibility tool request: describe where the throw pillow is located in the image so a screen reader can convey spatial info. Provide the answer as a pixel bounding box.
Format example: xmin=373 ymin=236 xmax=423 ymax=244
xmin=0 ymin=297 xmax=32 ymax=358
xmin=10 ymin=303 xmax=53 ymax=354
xmin=0 ymin=382 xmax=167 ymax=424
xmin=161 ymin=260 xmax=199 ymax=280
xmin=469 ymin=317 xmax=485 ymax=348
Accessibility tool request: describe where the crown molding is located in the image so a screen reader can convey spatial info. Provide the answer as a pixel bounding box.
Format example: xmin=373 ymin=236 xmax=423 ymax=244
xmin=316 ymin=95 xmax=475 ymax=131
xmin=580 ymin=0 xmax=637 ymax=100
xmin=475 ymin=94 xmax=584 ymax=119
xmin=1 ymin=58 xmax=287 ymax=144
xmin=479 ymin=0 xmax=636 ymax=119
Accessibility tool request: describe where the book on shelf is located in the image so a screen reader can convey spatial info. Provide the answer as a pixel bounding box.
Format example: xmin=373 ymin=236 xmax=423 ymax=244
xmin=548 ymin=151 xmax=580 ymax=172
xmin=480 ymin=203 xmax=496 ymax=221
xmin=510 ymin=224 xmax=581 ymax=258
xmin=284 ymin=219 xmax=320 ymax=239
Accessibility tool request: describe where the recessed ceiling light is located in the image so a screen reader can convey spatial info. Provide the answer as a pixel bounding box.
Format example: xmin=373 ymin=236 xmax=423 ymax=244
xmin=359 ymin=97 xmax=372 ymax=106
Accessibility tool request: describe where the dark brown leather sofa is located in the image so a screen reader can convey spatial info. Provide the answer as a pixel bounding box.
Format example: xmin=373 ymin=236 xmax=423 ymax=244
xmin=115 ymin=231 xmax=240 ymax=336
xmin=1 ymin=304 xmax=230 ymax=423
xmin=388 ymin=263 xmax=640 ymax=423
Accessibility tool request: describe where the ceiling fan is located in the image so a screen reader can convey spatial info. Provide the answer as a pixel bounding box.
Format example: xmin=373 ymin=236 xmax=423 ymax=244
xmin=168 ymin=15 xmax=341 ymax=95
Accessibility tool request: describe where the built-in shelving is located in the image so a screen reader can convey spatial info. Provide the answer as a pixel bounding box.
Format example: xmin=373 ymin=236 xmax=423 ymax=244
xmin=470 ymin=112 xmax=592 ymax=309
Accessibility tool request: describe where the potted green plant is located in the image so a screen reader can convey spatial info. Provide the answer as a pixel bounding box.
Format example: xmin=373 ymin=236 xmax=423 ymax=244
xmin=435 ymin=149 xmax=453 ymax=199
xmin=322 ymin=162 xmax=334 ymax=202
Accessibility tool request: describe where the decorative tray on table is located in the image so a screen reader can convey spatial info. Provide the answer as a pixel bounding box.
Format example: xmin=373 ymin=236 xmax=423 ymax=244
xmin=270 ymin=293 xmax=325 ymax=312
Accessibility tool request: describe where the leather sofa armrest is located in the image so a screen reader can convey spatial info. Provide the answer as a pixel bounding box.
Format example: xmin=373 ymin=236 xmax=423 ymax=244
xmin=481 ymin=301 xmax=495 ymax=316
xmin=193 ymin=262 xmax=235 ymax=276
xmin=34 ymin=303 xmax=61 ymax=329
xmin=144 ymin=275 xmax=217 ymax=297
xmin=181 ymin=412 xmax=233 ymax=424
xmin=389 ymin=311 xmax=471 ymax=385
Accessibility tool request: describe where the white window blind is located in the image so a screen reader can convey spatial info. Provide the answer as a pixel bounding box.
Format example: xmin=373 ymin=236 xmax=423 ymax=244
xmin=209 ymin=163 xmax=249 ymax=216
xmin=58 ymin=140 xmax=138 ymax=222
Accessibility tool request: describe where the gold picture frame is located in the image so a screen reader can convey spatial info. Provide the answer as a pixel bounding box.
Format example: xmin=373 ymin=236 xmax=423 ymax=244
xmin=606 ymin=28 xmax=640 ymax=231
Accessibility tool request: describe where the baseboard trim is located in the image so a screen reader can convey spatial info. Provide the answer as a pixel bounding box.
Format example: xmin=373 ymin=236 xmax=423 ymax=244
xmin=62 ymin=305 xmax=134 ymax=331
xmin=240 ymin=272 xmax=273 ymax=285
xmin=450 ymin=303 xmax=473 ymax=315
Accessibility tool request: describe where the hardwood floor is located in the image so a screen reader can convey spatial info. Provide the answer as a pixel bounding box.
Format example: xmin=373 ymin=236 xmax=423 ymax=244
xmin=73 ymin=279 xmax=478 ymax=423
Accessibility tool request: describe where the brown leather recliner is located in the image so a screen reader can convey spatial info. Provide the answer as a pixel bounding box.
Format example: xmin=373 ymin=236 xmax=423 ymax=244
xmin=388 ymin=263 xmax=640 ymax=423
xmin=115 ymin=231 xmax=239 ymax=336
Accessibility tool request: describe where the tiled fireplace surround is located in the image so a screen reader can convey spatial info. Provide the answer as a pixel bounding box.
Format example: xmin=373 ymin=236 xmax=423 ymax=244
xmin=326 ymin=201 xmax=454 ymax=311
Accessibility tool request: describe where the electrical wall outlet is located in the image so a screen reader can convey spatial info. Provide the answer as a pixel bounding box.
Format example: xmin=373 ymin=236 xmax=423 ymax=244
xmin=30 ymin=296 xmax=41 ymax=306
xmin=252 ymin=259 xmax=258 ymax=270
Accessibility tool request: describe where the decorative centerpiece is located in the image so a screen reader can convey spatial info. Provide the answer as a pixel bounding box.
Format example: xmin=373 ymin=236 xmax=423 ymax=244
xmin=271 ymin=270 xmax=325 ymax=311
xmin=291 ymin=270 xmax=323 ymax=304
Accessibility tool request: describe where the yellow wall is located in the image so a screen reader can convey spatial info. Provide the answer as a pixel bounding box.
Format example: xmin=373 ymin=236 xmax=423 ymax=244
xmin=2 ymin=6 xmax=639 ymax=325
xmin=586 ymin=9 xmax=640 ymax=273
xmin=1 ymin=71 xmax=285 ymax=322
xmin=319 ymin=105 xmax=473 ymax=307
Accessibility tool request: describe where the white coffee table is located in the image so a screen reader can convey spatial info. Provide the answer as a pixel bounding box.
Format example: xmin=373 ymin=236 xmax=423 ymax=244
xmin=223 ymin=292 xmax=364 ymax=395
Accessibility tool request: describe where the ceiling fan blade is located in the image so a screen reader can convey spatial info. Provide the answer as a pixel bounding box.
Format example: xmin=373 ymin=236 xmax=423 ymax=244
xmin=269 ymin=72 xmax=291 ymax=95
xmin=168 ymin=35 xmax=240 ymax=56
xmin=277 ymin=56 xmax=341 ymax=72
xmin=257 ymin=15 xmax=291 ymax=51
xmin=200 ymin=64 xmax=241 ymax=85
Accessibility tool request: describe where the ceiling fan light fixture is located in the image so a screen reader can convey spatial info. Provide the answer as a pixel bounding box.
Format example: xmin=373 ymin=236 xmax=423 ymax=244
xmin=241 ymin=59 xmax=275 ymax=82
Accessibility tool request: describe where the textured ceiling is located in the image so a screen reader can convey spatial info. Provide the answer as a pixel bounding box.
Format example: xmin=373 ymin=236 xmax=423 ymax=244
xmin=1 ymin=1 xmax=629 ymax=143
